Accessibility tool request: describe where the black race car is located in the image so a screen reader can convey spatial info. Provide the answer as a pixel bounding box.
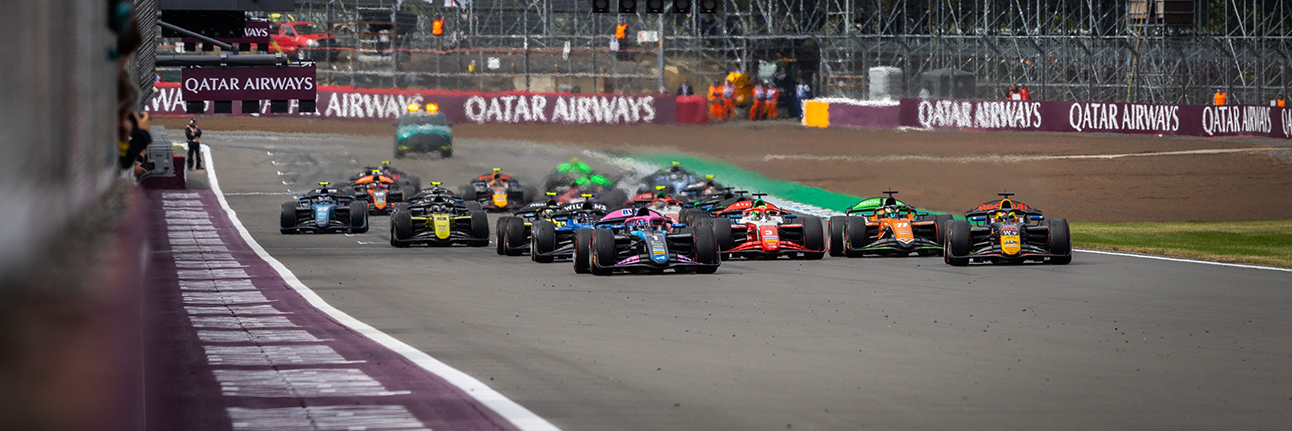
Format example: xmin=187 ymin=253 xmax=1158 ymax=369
xmin=943 ymin=192 xmax=1072 ymax=266
xmin=461 ymin=169 xmax=538 ymax=211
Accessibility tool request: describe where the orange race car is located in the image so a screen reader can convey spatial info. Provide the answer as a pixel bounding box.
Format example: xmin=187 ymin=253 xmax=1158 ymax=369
xmin=348 ymin=169 xmax=407 ymax=215
xmin=828 ymin=190 xmax=953 ymax=257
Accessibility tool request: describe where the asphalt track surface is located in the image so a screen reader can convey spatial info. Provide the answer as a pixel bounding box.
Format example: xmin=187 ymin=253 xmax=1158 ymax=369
xmin=206 ymin=131 xmax=1292 ymax=431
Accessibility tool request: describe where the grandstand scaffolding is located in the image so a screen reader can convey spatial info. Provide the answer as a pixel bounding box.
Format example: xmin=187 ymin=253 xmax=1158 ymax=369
xmin=271 ymin=0 xmax=1288 ymax=104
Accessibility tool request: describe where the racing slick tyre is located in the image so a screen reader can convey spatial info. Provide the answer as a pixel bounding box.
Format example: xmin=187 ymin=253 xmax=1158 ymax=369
xmin=503 ymin=216 xmax=526 ymax=256
xmin=828 ymin=216 xmax=846 ymax=256
xmin=531 ymin=220 xmax=557 ymax=263
xmin=393 ymin=202 xmax=410 ymax=213
xmin=440 ymin=149 xmax=453 ymax=158
xmin=590 ymin=229 xmax=617 ymax=276
xmin=693 ymin=225 xmax=720 ymax=274
xmin=394 ymin=149 xmax=405 ymax=159
xmin=459 ymin=186 xmax=477 ymax=203
xmin=843 ymin=216 xmax=868 ymax=258
xmin=945 ymin=219 xmax=972 ymax=267
xmin=349 ymin=202 xmax=369 ymax=233
xmin=801 ymin=216 xmax=825 ymax=260
xmin=495 ymin=217 xmax=513 ymax=255
xmin=709 ymin=217 xmax=733 ymax=252
xmin=391 ymin=210 xmax=412 ymax=247
xmin=1047 ymin=218 xmax=1073 ymax=265
xmin=469 ymin=210 xmax=490 ymax=246
xmin=280 ymin=202 xmax=297 ymax=233
xmin=465 ymin=201 xmax=484 ymax=212
xmin=933 ymin=214 xmax=955 ymax=252
xmin=573 ymin=228 xmax=594 ymax=274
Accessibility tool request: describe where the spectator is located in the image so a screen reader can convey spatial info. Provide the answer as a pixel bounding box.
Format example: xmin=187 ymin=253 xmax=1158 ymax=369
xmin=1276 ymin=93 xmax=1285 ymax=108
xmin=1019 ymin=85 xmax=1032 ymax=101
xmin=1214 ymin=88 xmax=1227 ymax=105
xmin=185 ymin=119 xmax=203 ymax=170
xmin=708 ymin=80 xmax=724 ymax=120
xmin=1006 ymin=84 xmax=1018 ymax=100
xmin=677 ymin=80 xmax=694 ymax=96
xmin=721 ymin=78 xmax=735 ymax=119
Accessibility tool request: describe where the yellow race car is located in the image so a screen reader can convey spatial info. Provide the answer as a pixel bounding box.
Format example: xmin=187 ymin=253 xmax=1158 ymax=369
xmin=390 ymin=186 xmax=489 ymax=247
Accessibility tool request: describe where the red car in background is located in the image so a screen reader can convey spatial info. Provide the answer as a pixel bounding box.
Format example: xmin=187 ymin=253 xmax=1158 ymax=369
xmin=269 ymin=21 xmax=339 ymax=61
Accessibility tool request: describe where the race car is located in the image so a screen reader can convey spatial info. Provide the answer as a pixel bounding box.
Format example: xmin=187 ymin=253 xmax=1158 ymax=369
xmin=626 ymin=186 xmax=687 ymax=222
xmin=389 ymin=191 xmax=489 ymax=247
xmin=704 ymin=196 xmax=825 ymax=260
xmin=461 ymin=168 xmax=537 ymax=211
xmin=543 ymin=157 xmax=628 ymax=205
xmin=676 ymin=188 xmax=750 ymax=226
xmin=575 ymin=207 xmax=720 ymax=275
xmin=280 ymin=182 xmax=368 ymax=234
xmin=408 ymin=181 xmax=460 ymax=203
xmin=496 ymin=193 xmax=612 ymax=263
xmin=828 ymin=190 xmax=954 ymax=257
xmin=374 ymin=161 xmax=422 ymax=192
xmin=943 ymin=192 xmax=1072 ymax=266
xmin=638 ymin=162 xmax=716 ymax=202
xmin=395 ymin=103 xmax=452 ymax=159
xmin=348 ymin=169 xmax=406 ymax=215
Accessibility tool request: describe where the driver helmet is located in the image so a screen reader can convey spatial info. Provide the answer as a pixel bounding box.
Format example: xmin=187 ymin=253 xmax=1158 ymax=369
xmin=628 ymin=218 xmax=651 ymax=230
xmin=749 ymin=209 xmax=764 ymax=221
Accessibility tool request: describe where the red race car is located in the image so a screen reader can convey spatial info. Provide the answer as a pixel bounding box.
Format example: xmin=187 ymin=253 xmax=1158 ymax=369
xmin=705 ymin=196 xmax=825 ymax=260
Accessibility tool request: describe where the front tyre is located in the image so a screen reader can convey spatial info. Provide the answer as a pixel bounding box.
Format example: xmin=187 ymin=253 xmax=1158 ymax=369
xmin=391 ymin=210 xmax=412 ymax=247
xmin=945 ymin=219 xmax=971 ymax=266
xmin=844 ymin=216 xmax=868 ymax=258
xmin=1047 ymin=218 xmax=1072 ymax=265
xmin=573 ymin=228 xmax=594 ymax=274
xmin=495 ymin=217 xmax=513 ymax=255
xmin=590 ymin=228 xmax=617 ymax=276
xmin=280 ymin=202 xmax=298 ymax=233
xmin=531 ymin=220 xmax=557 ymax=263
xmin=469 ymin=210 xmax=489 ymax=246
xmin=503 ymin=216 xmax=526 ymax=255
xmin=828 ymin=216 xmax=846 ymax=256
xmin=349 ymin=202 xmax=369 ymax=233
xmin=693 ymin=224 xmax=719 ymax=274
xmin=801 ymin=216 xmax=825 ymax=259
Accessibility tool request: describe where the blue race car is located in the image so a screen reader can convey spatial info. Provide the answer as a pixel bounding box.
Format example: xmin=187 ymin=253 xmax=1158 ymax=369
xmin=496 ymin=193 xmax=611 ymax=264
xmin=280 ymin=182 xmax=369 ymax=234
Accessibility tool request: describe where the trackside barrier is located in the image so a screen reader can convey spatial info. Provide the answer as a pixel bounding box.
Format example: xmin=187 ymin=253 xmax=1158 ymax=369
xmin=806 ymin=97 xmax=1291 ymax=140
xmin=146 ymin=83 xmax=709 ymax=126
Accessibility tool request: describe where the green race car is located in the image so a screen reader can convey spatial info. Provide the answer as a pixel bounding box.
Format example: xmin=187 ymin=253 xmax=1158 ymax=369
xmin=395 ymin=103 xmax=453 ymax=159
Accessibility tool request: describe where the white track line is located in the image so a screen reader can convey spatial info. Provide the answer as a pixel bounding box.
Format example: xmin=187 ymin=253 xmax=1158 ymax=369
xmin=763 ymin=147 xmax=1286 ymax=163
xmin=201 ymin=146 xmax=562 ymax=431
xmin=1076 ymin=249 xmax=1292 ymax=272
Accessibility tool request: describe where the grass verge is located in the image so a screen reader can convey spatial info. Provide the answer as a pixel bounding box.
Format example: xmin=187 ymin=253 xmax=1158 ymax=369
xmin=1072 ymin=221 xmax=1292 ymax=268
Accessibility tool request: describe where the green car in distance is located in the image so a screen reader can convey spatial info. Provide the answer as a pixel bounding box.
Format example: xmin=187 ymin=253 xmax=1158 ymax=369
xmin=395 ymin=103 xmax=453 ymax=159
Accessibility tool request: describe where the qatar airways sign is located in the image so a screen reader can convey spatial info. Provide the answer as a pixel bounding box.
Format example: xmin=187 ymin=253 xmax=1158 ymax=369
xmin=181 ymin=66 xmax=316 ymax=101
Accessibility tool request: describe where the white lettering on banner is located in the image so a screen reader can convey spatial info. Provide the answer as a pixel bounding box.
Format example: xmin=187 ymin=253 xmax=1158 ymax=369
xmin=919 ymin=99 xmax=1040 ymax=129
xmin=1282 ymin=109 xmax=1292 ymax=138
xmin=1068 ymin=102 xmax=1179 ymax=133
xmin=1201 ymin=106 xmax=1271 ymax=136
xmin=461 ymin=95 xmax=657 ymax=125
xmin=183 ymin=76 xmax=315 ymax=94
xmin=245 ymin=27 xmax=269 ymax=38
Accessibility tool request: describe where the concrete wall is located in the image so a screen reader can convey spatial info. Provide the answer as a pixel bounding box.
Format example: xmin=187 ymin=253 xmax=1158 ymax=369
xmin=0 ymin=0 xmax=121 ymax=281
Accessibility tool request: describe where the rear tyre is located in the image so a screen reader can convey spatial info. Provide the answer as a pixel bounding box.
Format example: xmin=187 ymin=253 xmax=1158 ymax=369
xmin=280 ymin=202 xmax=297 ymax=233
xmin=945 ymin=219 xmax=971 ymax=266
xmin=710 ymin=217 xmax=733 ymax=251
xmin=693 ymin=225 xmax=719 ymax=274
xmin=573 ymin=228 xmax=593 ymax=274
xmin=503 ymin=216 xmax=526 ymax=255
xmin=349 ymin=202 xmax=368 ymax=233
xmin=465 ymin=201 xmax=483 ymax=212
xmin=531 ymin=220 xmax=557 ymax=263
xmin=843 ymin=216 xmax=868 ymax=258
xmin=391 ymin=210 xmax=412 ymax=247
xmin=394 ymin=149 xmax=405 ymax=159
xmin=440 ymin=149 xmax=453 ymax=158
xmin=590 ymin=229 xmax=617 ymax=276
xmin=495 ymin=217 xmax=513 ymax=255
xmin=828 ymin=216 xmax=846 ymax=256
xmin=1047 ymin=218 xmax=1072 ymax=265
xmin=801 ymin=216 xmax=825 ymax=260
xmin=469 ymin=210 xmax=489 ymax=246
